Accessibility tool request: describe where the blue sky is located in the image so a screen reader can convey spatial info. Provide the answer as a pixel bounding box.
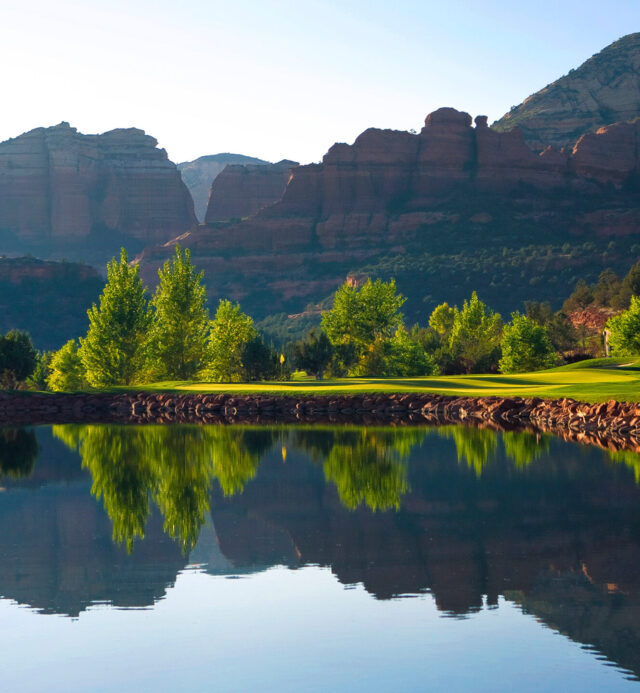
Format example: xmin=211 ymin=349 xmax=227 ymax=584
xmin=2 ymin=0 xmax=638 ymax=163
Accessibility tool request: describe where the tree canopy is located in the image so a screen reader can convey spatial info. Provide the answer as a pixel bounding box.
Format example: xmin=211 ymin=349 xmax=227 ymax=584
xmin=201 ymin=300 xmax=257 ymax=382
xmin=448 ymin=292 xmax=502 ymax=373
xmin=0 ymin=330 xmax=37 ymax=388
xmin=47 ymin=339 xmax=86 ymax=392
xmin=80 ymin=249 xmax=150 ymax=387
xmin=499 ymin=313 xmax=557 ymax=374
xmin=321 ymin=279 xmax=405 ymax=357
xmin=147 ymin=245 xmax=209 ymax=380
xmin=607 ymin=295 xmax=640 ymax=356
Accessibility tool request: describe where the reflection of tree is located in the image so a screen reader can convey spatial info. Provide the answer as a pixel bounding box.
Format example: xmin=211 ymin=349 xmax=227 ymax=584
xmin=0 ymin=428 xmax=38 ymax=479
xmin=608 ymin=449 xmax=640 ymax=483
xmin=210 ymin=428 xmax=265 ymax=496
xmin=440 ymin=426 xmax=498 ymax=476
xmin=320 ymin=429 xmax=423 ymax=511
xmin=56 ymin=425 xmax=154 ymax=551
xmin=502 ymin=431 xmax=550 ymax=469
xmin=53 ymin=425 xmax=267 ymax=552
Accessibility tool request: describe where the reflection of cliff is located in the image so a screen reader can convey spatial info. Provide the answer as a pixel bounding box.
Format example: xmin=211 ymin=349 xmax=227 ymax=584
xmin=208 ymin=431 xmax=640 ymax=676
xmin=0 ymin=429 xmax=186 ymax=616
xmin=511 ymin=568 xmax=640 ymax=681
xmin=2 ymin=424 xmax=640 ymax=678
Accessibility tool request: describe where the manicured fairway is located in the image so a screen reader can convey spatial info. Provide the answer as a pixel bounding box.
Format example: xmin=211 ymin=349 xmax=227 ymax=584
xmin=127 ymin=358 xmax=640 ymax=403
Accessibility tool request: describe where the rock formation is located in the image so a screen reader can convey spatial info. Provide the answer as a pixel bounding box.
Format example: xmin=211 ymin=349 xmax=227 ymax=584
xmin=205 ymin=159 xmax=298 ymax=223
xmin=0 ymin=123 xmax=196 ymax=263
xmin=178 ymin=153 xmax=269 ymax=221
xmin=493 ymin=33 xmax=640 ymax=150
xmin=138 ymin=107 xmax=640 ymax=320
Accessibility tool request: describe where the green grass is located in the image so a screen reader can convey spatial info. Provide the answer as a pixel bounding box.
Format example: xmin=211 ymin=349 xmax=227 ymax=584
xmin=117 ymin=358 xmax=640 ymax=403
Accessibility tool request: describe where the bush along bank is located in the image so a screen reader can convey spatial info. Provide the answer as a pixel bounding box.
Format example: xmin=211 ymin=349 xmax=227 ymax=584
xmin=0 ymin=392 xmax=640 ymax=454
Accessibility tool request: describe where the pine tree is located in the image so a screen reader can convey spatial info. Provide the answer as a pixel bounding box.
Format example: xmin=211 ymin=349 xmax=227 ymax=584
xmin=80 ymin=249 xmax=151 ymax=387
xmin=147 ymin=245 xmax=209 ymax=380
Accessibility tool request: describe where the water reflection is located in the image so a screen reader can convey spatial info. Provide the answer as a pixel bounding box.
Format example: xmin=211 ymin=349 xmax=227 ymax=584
xmin=2 ymin=423 xmax=640 ymax=681
xmin=52 ymin=425 xmax=265 ymax=552
xmin=0 ymin=428 xmax=38 ymax=479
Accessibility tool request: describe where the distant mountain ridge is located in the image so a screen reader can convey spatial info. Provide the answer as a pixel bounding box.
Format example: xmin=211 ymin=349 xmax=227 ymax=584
xmin=493 ymin=32 xmax=640 ymax=150
xmin=178 ymin=153 xmax=269 ymax=221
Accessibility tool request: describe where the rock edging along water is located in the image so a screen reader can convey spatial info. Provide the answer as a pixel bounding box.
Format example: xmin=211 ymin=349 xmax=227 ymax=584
xmin=0 ymin=392 xmax=639 ymax=453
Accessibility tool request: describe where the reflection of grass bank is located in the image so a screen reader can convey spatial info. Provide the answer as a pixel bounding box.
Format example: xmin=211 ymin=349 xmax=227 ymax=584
xmin=114 ymin=358 xmax=640 ymax=403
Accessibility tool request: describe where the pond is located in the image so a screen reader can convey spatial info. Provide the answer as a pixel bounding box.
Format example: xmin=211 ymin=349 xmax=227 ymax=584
xmin=1 ymin=423 xmax=640 ymax=692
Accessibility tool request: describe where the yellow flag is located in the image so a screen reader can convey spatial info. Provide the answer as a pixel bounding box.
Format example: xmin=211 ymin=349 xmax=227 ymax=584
xmin=280 ymin=353 xmax=285 ymax=364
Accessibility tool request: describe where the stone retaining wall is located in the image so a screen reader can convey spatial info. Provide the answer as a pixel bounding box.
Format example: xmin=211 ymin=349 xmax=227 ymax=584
xmin=0 ymin=392 xmax=639 ymax=454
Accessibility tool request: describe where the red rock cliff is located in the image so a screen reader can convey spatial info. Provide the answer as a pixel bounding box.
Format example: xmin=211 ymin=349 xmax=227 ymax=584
xmin=204 ymin=159 xmax=298 ymax=223
xmin=137 ymin=107 xmax=640 ymax=318
xmin=0 ymin=123 xmax=197 ymax=254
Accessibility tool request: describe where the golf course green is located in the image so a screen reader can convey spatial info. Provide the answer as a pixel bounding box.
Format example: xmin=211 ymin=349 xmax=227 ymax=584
xmin=127 ymin=358 xmax=640 ymax=403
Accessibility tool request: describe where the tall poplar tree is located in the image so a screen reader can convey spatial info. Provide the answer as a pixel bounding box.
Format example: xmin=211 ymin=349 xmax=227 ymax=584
xmin=147 ymin=245 xmax=209 ymax=380
xmin=80 ymin=249 xmax=150 ymax=387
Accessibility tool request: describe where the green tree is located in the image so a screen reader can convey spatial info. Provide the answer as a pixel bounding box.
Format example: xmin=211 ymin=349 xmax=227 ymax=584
xmin=524 ymin=300 xmax=553 ymax=326
xmin=622 ymin=260 xmax=640 ymax=300
xmin=80 ymin=249 xmax=151 ymax=387
xmin=0 ymin=330 xmax=38 ymax=389
xmin=47 ymin=340 xmax=86 ymax=391
xmin=26 ymin=351 xmax=53 ymax=390
xmin=499 ymin=313 xmax=557 ymax=374
xmin=201 ymin=300 xmax=256 ymax=382
xmin=321 ymin=279 xmax=405 ymax=367
xmin=563 ymin=279 xmax=594 ymax=313
xmin=606 ymin=295 xmax=640 ymax=356
xmin=448 ymin=292 xmax=502 ymax=373
xmin=386 ymin=326 xmax=438 ymax=376
xmin=292 ymin=328 xmax=333 ymax=378
xmin=428 ymin=302 xmax=456 ymax=337
xmin=147 ymin=245 xmax=209 ymax=380
xmin=241 ymin=335 xmax=279 ymax=381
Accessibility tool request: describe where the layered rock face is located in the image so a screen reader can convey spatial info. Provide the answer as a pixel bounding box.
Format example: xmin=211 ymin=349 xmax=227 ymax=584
xmin=493 ymin=33 xmax=640 ymax=150
xmin=178 ymin=153 xmax=269 ymax=221
xmin=0 ymin=123 xmax=196 ymax=259
xmin=138 ymin=106 xmax=640 ymax=318
xmin=205 ymin=159 xmax=298 ymax=223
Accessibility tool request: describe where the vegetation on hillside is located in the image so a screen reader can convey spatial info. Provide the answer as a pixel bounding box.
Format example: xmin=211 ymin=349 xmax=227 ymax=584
xmin=2 ymin=244 xmax=640 ymax=397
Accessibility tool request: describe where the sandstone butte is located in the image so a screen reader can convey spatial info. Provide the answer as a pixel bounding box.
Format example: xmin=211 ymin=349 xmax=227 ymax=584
xmin=137 ymin=106 xmax=640 ymax=316
xmin=0 ymin=122 xmax=197 ymax=261
xmin=205 ymin=159 xmax=299 ymax=224
xmin=493 ymin=32 xmax=640 ymax=151
xmin=177 ymin=153 xmax=269 ymax=222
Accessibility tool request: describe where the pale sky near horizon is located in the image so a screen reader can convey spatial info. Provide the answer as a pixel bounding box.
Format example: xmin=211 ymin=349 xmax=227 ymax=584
xmin=2 ymin=0 xmax=639 ymax=164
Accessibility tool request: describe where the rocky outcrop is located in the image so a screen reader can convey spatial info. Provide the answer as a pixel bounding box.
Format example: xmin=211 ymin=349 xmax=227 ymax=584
xmin=1 ymin=392 xmax=640 ymax=455
xmin=0 ymin=123 xmax=196 ymax=261
xmin=205 ymin=159 xmax=298 ymax=223
xmin=178 ymin=153 xmax=269 ymax=221
xmin=138 ymin=106 xmax=640 ymax=319
xmin=493 ymin=33 xmax=640 ymax=151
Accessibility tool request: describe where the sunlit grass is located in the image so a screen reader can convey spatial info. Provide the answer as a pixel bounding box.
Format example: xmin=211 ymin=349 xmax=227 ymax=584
xmin=116 ymin=358 xmax=640 ymax=403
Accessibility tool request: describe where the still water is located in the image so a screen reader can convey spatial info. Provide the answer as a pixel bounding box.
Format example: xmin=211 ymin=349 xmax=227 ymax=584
xmin=1 ymin=424 xmax=640 ymax=692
